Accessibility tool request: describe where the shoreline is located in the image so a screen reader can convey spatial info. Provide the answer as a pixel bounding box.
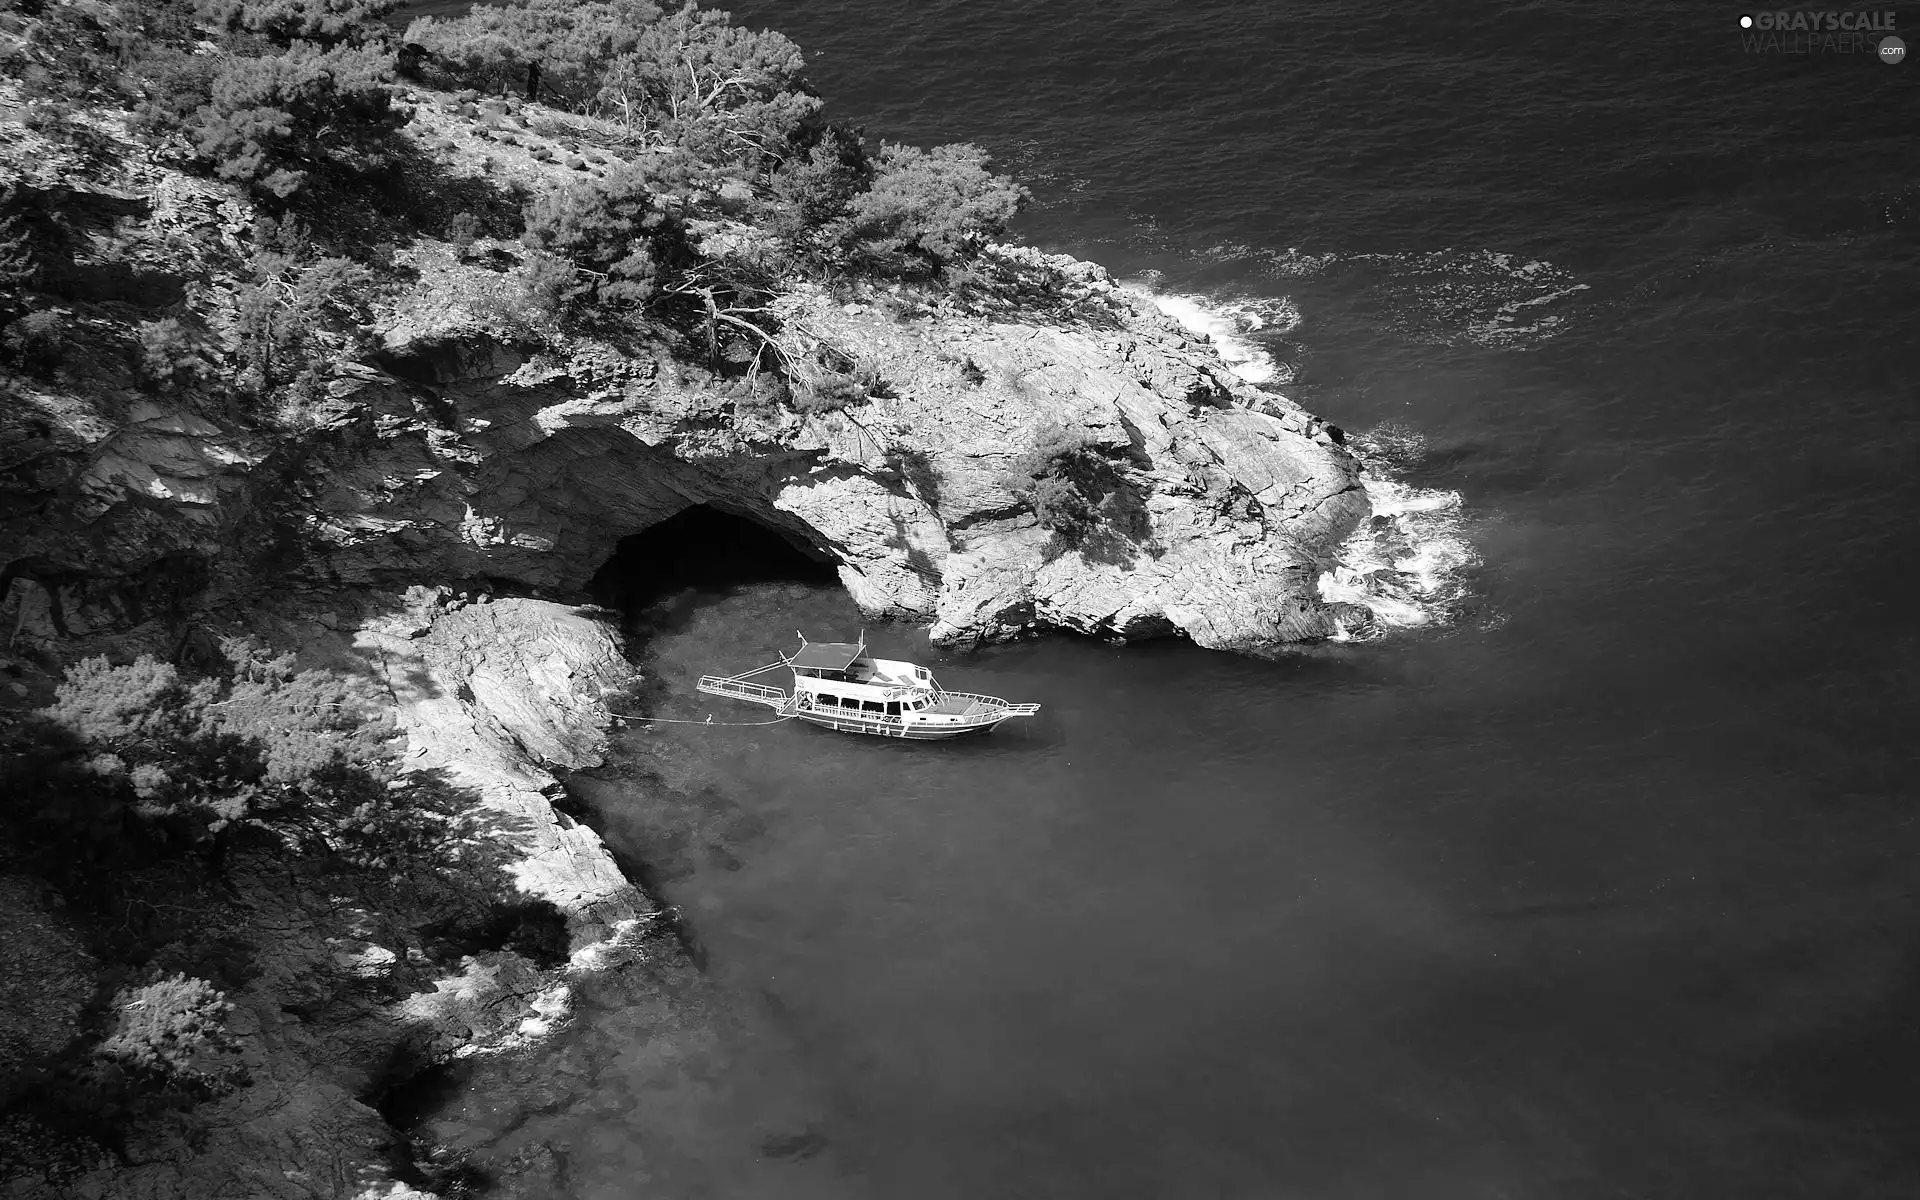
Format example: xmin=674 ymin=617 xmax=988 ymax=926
xmin=2 ymin=59 xmax=1373 ymax=1195
xmin=2 ymin=583 xmax=681 ymax=1197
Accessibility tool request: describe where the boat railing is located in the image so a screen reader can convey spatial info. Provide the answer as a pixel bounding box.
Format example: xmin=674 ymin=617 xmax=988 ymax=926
xmin=928 ymin=689 xmax=1041 ymax=718
xmin=696 ymin=675 xmax=791 ymax=710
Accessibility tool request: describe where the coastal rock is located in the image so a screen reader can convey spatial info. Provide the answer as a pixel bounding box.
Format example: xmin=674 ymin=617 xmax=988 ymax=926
xmin=34 ymin=592 xmax=655 ymax=1200
xmin=0 ymin=84 xmax=1368 ymax=1200
xmin=287 ymin=248 xmax=1369 ymax=655
xmin=4 ymin=166 xmax=1365 ymax=657
xmin=360 ymin=593 xmax=645 ymax=946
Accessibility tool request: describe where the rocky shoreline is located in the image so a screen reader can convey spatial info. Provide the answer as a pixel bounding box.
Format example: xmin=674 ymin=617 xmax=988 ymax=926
xmin=2 ymin=73 xmax=1371 ymax=1197
xmin=1 ymin=584 xmax=666 ymax=1197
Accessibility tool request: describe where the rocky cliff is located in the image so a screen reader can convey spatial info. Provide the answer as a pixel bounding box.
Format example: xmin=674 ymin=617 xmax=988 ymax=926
xmin=1 ymin=86 xmax=1367 ymax=659
xmin=0 ymin=584 xmax=663 ymax=1198
xmin=1 ymin=78 xmax=1368 ymax=1198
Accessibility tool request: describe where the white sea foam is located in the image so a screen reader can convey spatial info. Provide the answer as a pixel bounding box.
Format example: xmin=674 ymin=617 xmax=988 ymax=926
xmin=1113 ymin=279 xmax=1486 ymax=634
xmin=1130 ymin=287 xmax=1301 ymax=384
xmin=1317 ymin=426 xmax=1481 ymax=637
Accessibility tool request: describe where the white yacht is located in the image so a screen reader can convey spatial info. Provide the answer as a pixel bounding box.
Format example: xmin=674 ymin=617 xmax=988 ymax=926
xmin=697 ymin=634 xmax=1040 ymax=740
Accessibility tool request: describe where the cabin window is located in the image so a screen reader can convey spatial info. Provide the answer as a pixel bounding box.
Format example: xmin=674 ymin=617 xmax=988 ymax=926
xmin=862 ymin=700 xmax=884 ymax=714
xmin=886 ymin=702 xmax=900 ymax=716
xmin=817 ymin=694 xmax=840 ymax=707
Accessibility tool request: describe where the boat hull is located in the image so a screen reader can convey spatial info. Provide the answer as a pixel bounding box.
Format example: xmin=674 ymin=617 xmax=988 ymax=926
xmin=794 ymin=711 xmax=1007 ymax=739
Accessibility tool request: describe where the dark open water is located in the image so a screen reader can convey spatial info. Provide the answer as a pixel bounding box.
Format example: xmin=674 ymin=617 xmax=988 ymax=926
xmin=404 ymin=1 xmax=1920 ymax=1195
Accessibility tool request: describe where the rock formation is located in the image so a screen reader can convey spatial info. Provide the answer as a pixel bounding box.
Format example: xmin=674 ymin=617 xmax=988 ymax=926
xmin=284 ymin=247 xmax=1369 ymax=652
xmin=2 ymin=88 xmax=1366 ymax=657
xmin=0 ymin=77 xmax=1368 ymax=1198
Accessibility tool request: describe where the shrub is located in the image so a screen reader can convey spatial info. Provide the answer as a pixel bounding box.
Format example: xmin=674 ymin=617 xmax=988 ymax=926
xmin=1008 ymin=421 xmax=1144 ymax=545
xmin=404 ymin=0 xmax=664 ymax=110
xmin=789 ymin=368 xmax=865 ymax=414
xmin=513 ymin=249 xmax=583 ymax=324
xmin=187 ymin=44 xmax=400 ymax=199
xmin=759 ymin=123 xmax=868 ymax=261
xmin=136 ymin=318 xmax=210 ymax=390
xmin=128 ymin=45 xmax=222 ymax=142
xmin=0 ymin=717 xmax=138 ymax=859
xmin=445 ymin=209 xmax=484 ymax=252
xmin=198 ymin=641 xmax=390 ymax=786
xmin=38 ymin=656 xmax=196 ymax=750
xmin=2 ymin=309 xmax=66 ymax=375
xmin=837 ymin=142 xmax=1027 ymax=277
xmin=97 ymin=975 xmax=233 ymax=1081
xmin=233 ymin=250 xmax=376 ymax=394
xmin=331 ymin=772 xmax=463 ymax=870
xmin=18 ymin=647 xmax=394 ymax=858
xmin=520 ymin=162 xmax=692 ymax=320
xmin=595 ymin=4 xmax=820 ymax=162
xmin=6 ymin=0 xmax=132 ymax=102
xmin=194 ymin=0 xmax=399 ymax=48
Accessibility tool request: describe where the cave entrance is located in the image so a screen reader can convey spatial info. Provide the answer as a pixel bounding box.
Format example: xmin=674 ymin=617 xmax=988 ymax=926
xmin=586 ymin=505 xmax=839 ymax=616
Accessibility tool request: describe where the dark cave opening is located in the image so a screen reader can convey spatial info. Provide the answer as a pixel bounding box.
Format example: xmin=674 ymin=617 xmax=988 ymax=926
xmin=585 ymin=504 xmax=839 ymax=615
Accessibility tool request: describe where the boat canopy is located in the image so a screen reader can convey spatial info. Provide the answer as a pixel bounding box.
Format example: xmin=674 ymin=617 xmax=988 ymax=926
xmin=789 ymin=641 xmax=865 ymax=671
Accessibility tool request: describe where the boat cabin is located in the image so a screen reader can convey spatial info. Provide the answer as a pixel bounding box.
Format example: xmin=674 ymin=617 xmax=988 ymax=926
xmin=695 ymin=633 xmax=1039 ymax=739
xmin=788 ymin=640 xmax=944 ymax=717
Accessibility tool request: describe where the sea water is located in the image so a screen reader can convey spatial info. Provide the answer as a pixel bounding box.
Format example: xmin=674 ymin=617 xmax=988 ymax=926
xmin=400 ymin=1 xmax=1920 ymax=1195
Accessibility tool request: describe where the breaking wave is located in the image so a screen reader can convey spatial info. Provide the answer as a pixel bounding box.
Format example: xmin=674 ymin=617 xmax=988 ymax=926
xmin=1124 ymin=282 xmax=1302 ymax=385
xmin=1318 ymin=424 xmax=1482 ymax=637
xmin=1108 ymin=285 xmax=1485 ymax=635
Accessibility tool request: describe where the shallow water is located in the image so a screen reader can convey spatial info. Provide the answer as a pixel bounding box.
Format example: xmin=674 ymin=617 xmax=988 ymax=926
xmin=517 ymin=556 xmax=1917 ymax=1198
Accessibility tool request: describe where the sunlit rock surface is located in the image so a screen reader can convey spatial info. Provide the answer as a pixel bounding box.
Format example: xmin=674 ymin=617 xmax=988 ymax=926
xmin=0 ymin=83 xmax=1367 ymax=1199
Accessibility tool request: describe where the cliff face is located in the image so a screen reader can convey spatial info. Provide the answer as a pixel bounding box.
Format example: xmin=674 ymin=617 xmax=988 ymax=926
xmin=330 ymin=242 xmax=1368 ymax=652
xmin=0 ymin=586 xmax=656 ymax=1200
xmin=1 ymin=89 xmax=1366 ymax=657
xmin=0 ymin=80 xmax=1367 ymax=1197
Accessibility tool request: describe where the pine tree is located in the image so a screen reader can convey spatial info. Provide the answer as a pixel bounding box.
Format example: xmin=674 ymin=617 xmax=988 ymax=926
xmin=837 ymin=142 xmax=1027 ymax=276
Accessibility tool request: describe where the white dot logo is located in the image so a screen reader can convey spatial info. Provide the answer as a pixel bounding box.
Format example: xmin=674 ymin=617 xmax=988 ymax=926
xmin=1739 ymin=14 xmax=1754 ymax=28
xmin=1882 ymin=35 xmax=1907 ymax=64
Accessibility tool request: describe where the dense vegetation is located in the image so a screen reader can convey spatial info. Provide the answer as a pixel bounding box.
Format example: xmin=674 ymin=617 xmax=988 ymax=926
xmin=1 ymin=0 xmax=1029 ymax=416
xmin=0 ymin=638 xmax=505 ymax=1164
xmin=0 ymin=0 xmax=1056 ymax=1181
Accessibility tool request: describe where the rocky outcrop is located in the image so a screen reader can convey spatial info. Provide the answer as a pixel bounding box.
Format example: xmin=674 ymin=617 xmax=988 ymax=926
xmin=2 ymin=89 xmax=1366 ymax=655
xmin=0 ymin=77 xmax=1370 ymax=1199
xmin=310 ymin=244 xmax=1369 ymax=653
xmin=352 ymin=587 xmax=643 ymax=948
xmin=1 ymin=587 xmax=659 ymax=1200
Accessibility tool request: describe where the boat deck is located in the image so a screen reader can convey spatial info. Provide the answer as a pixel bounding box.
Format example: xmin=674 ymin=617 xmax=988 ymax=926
xmin=699 ymin=657 xmax=1039 ymax=738
xmin=696 ymin=675 xmax=790 ymax=710
xmin=919 ymin=694 xmax=988 ymax=716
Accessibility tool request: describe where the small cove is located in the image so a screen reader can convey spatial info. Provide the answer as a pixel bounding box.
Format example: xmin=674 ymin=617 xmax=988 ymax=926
xmin=425 ymin=550 xmax=1920 ymax=1197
